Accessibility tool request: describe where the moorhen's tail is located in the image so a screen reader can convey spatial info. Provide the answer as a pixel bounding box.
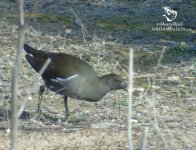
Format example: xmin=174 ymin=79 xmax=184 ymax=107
xmin=24 ymin=44 xmax=49 ymax=72
xmin=24 ymin=44 xmax=35 ymax=54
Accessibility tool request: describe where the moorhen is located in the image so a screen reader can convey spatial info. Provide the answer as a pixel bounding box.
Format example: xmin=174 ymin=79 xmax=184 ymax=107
xmin=24 ymin=44 xmax=127 ymax=121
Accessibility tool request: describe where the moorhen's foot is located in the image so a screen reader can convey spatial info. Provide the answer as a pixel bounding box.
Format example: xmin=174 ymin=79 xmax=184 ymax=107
xmin=37 ymin=85 xmax=45 ymax=114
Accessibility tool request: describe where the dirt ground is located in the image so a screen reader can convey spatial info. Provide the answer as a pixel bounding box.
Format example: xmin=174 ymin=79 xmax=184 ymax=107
xmin=0 ymin=0 xmax=195 ymax=150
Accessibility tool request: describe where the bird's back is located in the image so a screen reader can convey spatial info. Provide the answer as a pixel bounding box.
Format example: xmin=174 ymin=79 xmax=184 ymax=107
xmin=24 ymin=44 xmax=98 ymax=81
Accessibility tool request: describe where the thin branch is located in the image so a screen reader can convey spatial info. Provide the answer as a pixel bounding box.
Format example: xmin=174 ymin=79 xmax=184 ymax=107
xmin=25 ymin=0 xmax=41 ymax=27
xmin=15 ymin=0 xmax=52 ymax=120
xmin=139 ymin=127 xmax=149 ymax=150
xmin=11 ymin=0 xmax=25 ymax=149
xmin=70 ymin=8 xmax=91 ymax=51
xmin=127 ymin=48 xmax=134 ymax=150
xmin=151 ymin=46 xmax=169 ymax=149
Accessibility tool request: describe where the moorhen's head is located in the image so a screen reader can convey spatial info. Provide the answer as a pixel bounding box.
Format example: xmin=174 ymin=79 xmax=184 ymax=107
xmin=100 ymin=74 xmax=127 ymax=91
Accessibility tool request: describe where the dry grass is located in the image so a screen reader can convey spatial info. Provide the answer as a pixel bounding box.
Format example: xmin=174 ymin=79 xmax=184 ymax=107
xmin=0 ymin=1 xmax=195 ymax=150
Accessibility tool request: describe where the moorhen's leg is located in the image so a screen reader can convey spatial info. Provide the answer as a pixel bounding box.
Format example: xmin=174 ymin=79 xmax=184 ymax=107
xmin=64 ymin=96 xmax=69 ymax=121
xmin=37 ymin=85 xmax=45 ymax=114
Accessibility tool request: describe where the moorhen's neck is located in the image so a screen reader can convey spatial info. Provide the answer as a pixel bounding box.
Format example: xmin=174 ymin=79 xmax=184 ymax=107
xmin=76 ymin=77 xmax=112 ymax=102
